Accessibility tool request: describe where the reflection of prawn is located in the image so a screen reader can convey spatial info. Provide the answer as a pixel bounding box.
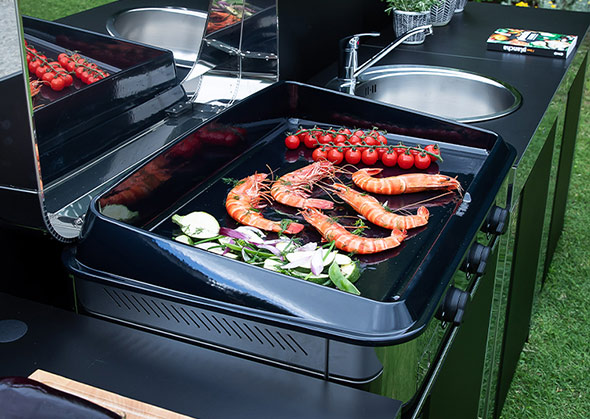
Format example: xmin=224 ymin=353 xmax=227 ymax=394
xmin=270 ymin=161 xmax=336 ymax=209
xmin=331 ymin=183 xmax=429 ymax=230
xmin=302 ymin=208 xmax=407 ymax=254
xmin=29 ymin=79 xmax=43 ymax=98
xmin=226 ymin=173 xmax=304 ymax=234
xmin=352 ymin=169 xmax=461 ymax=195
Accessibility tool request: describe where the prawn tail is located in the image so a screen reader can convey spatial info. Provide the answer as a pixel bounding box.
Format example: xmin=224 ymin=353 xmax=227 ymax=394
xmin=303 ymin=198 xmax=335 ymax=210
xmin=362 ymin=168 xmax=384 ymax=176
xmin=417 ymin=206 xmax=430 ymax=220
xmin=391 ymin=228 xmax=408 ymax=243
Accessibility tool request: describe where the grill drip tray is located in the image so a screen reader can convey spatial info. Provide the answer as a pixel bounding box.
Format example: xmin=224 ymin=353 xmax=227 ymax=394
xmin=76 ymin=277 xmax=384 ymax=384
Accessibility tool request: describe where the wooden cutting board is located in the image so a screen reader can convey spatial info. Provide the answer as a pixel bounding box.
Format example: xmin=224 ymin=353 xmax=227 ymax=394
xmin=29 ymin=370 xmax=195 ymax=419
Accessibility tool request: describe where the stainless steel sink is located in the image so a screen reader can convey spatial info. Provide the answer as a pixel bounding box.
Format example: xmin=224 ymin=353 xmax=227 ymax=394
xmin=351 ymin=65 xmax=522 ymax=123
xmin=106 ymin=7 xmax=208 ymax=68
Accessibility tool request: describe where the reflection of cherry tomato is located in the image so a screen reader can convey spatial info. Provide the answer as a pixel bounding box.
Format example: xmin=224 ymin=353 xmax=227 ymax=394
xmin=285 ymin=135 xmax=300 ymax=149
xmin=398 ymin=151 xmax=415 ymax=169
xmin=50 ymin=77 xmax=65 ymax=91
xmin=284 ymin=149 xmax=301 ymax=163
xmin=63 ymin=74 xmax=73 ymax=86
xmin=312 ymin=148 xmax=328 ymax=161
xmin=327 ymin=148 xmax=344 ymax=165
xmin=425 ymin=144 xmax=441 ymax=157
xmin=414 ymin=153 xmax=431 ymax=169
xmin=42 ymin=72 xmax=54 ymax=83
xmin=345 ymin=148 xmax=362 ymax=164
xmin=361 ymin=148 xmax=379 ymax=165
xmin=381 ymin=150 xmax=397 ymax=167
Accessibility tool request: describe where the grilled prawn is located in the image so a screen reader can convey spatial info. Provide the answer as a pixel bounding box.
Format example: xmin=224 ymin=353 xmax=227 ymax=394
xmin=226 ymin=173 xmax=304 ymax=234
xmin=352 ymin=169 xmax=461 ymax=195
xmin=302 ymin=208 xmax=407 ymax=254
xmin=331 ymin=183 xmax=429 ymax=230
xmin=270 ymin=161 xmax=336 ymax=209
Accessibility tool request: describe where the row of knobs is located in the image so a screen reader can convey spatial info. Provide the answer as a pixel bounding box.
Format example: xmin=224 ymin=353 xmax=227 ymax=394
xmin=437 ymin=205 xmax=509 ymax=326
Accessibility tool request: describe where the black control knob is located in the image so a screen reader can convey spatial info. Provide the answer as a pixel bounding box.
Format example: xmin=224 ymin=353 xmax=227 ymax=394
xmin=436 ymin=286 xmax=470 ymax=326
xmin=481 ymin=205 xmax=509 ymax=235
xmin=460 ymin=242 xmax=491 ymax=276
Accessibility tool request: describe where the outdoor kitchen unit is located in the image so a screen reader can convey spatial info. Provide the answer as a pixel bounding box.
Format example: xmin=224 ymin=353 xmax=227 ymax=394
xmin=5 ymin=1 xmax=588 ymax=418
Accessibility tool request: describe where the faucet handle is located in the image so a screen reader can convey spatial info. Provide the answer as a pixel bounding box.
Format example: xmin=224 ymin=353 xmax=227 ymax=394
xmin=340 ymin=32 xmax=381 ymax=51
xmin=338 ymin=33 xmax=380 ymax=79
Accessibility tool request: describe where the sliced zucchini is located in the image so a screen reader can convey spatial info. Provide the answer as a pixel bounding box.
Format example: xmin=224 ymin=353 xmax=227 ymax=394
xmin=171 ymin=211 xmax=220 ymax=239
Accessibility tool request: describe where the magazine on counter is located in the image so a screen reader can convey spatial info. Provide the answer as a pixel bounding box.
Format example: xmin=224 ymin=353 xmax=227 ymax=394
xmin=487 ymin=28 xmax=578 ymax=59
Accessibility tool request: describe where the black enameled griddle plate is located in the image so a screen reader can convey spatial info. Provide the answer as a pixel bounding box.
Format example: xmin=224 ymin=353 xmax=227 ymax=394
xmin=152 ymin=118 xmax=486 ymax=302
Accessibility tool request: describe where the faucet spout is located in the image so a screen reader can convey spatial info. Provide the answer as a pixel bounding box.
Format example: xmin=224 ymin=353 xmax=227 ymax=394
xmin=335 ymin=25 xmax=433 ymax=95
xmin=354 ymin=25 xmax=433 ymax=78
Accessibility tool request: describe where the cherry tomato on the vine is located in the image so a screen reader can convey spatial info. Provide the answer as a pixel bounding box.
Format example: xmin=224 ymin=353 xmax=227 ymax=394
xmin=339 ymin=128 xmax=352 ymax=136
xmin=327 ymin=148 xmax=344 ymax=165
xmin=285 ymin=135 xmax=300 ymax=149
xmin=353 ymin=129 xmax=365 ymax=138
xmin=303 ymin=134 xmax=318 ymax=148
xmin=344 ymin=148 xmax=362 ymax=165
xmin=364 ymin=136 xmax=380 ymax=146
xmin=377 ymin=134 xmax=388 ymax=145
xmin=312 ymin=147 xmax=328 ymax=161
xmin=348 ymin=135 xmax=362 ymax=145
xmin=334 ymin=134 xmax=347 ymax=144
xmin=398 ymin=151 xmax=415 ymax=169
xmin=394 ymin=145 xmax=406 ymax=155
xmin=319 ymin=134 xmax=333 ymax=145
xmin=361 ymin=148 xmax=379 ymax=165
xmin=381 ymin=150 xmax=398 ymax=167
xmin=414 ymin=153 xmax=431 ymax=170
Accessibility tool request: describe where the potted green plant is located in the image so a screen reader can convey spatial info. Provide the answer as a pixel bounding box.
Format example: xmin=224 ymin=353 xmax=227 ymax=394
xmin=381 ymin=0 xmax=442 ymax=44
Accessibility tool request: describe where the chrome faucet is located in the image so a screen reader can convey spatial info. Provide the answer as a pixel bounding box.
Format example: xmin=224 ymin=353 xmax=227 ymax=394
xmin=336 ymin=25 xmax=433 ymax=95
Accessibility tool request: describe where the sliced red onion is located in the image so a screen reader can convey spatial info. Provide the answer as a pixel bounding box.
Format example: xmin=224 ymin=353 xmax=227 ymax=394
xmin=310 ymin=249 xmax=324 ymax=276
xmin=219 ymin=227 xmax=249 ymax=240
xmin=258 ymin=244 xmax=283 ymax=257
xmin=297 ymin=242 xmax=317 ymax=252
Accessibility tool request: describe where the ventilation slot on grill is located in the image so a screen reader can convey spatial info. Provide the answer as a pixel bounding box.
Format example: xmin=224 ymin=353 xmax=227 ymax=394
xmin=92 ymin=285 xmax=327 ymax=373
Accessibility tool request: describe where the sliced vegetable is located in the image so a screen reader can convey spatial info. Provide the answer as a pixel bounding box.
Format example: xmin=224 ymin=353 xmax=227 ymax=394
xmin=172 ymin=211 xmax=220 ymax=239
xmin=171 ymin=211 xmax=363 ymax=294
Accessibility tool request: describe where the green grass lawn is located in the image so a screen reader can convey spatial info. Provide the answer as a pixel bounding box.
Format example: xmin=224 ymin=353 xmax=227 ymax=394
xmin=19 ymin=0 xmax=114 ymax=21
xmin=500 ymin=75 xmax=590 ymax=418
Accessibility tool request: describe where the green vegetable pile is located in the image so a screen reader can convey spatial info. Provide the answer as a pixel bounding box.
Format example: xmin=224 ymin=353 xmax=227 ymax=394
xmin=172 ymin=211 xmax=361 ymax=295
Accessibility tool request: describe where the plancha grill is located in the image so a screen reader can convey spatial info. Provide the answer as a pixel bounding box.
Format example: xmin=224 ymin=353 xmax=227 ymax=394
xmin=63 ymin=81 xmax=516 ymax=407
